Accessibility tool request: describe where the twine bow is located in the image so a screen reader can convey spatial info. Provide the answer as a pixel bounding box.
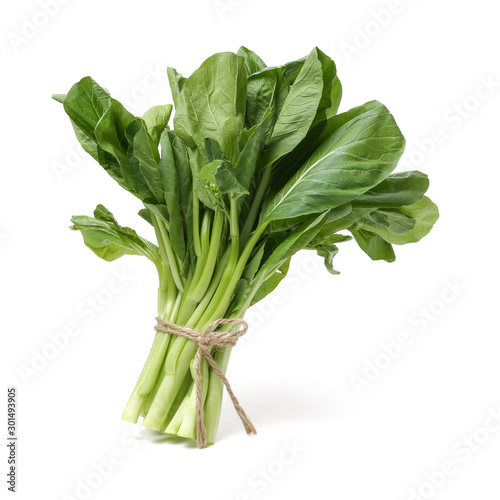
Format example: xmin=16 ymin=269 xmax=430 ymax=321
xmin=155 ymin=317 xmax=257 ymax=447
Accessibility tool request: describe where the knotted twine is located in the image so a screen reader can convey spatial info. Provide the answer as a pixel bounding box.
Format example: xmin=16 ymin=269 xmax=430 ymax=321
xmin=155 ymin=317 xmax=257 ymax=447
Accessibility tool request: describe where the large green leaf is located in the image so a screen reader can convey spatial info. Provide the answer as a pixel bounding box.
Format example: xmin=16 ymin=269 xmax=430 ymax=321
xmin=94 ymin=99 xmax=137 ymax=192
xmin=173 ymin=52 xmax=246 ymax=157
xmin=261 ymin=101 xmax=406 ymax=223
xmin=260 ymin=48 xmax=324 ymax=167
xmin=267 ymin=50 xmax=338 ymax=191
xmin=63 ymin=77 xmax=111 ymax=141
xmin=318 ymin=100 xmax=384 ymax=144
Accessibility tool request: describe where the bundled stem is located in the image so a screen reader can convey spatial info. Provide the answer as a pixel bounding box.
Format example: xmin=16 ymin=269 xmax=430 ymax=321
xmin=123 ymin=197 xmax=267 ymax=443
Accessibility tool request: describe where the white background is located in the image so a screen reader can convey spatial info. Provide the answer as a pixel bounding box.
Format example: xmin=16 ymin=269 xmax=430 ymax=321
xmin=2 ymin=1 xmax=500 ymax=499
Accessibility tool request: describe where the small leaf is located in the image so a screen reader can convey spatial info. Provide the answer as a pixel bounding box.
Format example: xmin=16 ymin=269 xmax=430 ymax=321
xmin=142 ymin=105 xmax=173 ymax=146
xmin=350 ymin=228 xmax=396 ymax=262
xmin=352 ymin=171 xmax=429 ymax=208
xmin=71 ymin=205 xmax=160 ymax=264
xmin=237 ymin=46 xmax=267 ymax=76
xmin=364 ymin=196 xmax=439 ymax=245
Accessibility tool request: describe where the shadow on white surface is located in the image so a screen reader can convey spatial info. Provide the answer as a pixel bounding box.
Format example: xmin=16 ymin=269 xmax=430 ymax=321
xmin=136 ymin=428 xmax=199 ymax=449
xmin=125 ymin=381 xmax=356 ymax=447
xmin=216 ymin=382 xmax=343 ymax=442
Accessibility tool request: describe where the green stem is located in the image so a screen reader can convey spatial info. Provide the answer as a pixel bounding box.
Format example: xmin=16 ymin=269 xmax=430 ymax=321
xmin=141 ymin=248 xmax=231 ymax=431
xmin=129 ymin=242 xmax=162 ymax=275
xmin=139 ymin=215 xmax=267 ymax=434
xmin=122 ymin=329 xmax=171 ymax=423
xmin=196 ymin=222 xmax=268 ymax=329
xmin=203 ymin=345 xmax=234 ymax=444
xmin=241 ymin=165 xmax=272 ymax=244
xmin=177 ymin=358 xmax=210 ymax=438
xmin=190 ymin=209 xmax=224 ymax=302
xmin=155 ymin=216 xmax=184 ymax=293
xmin=193 ymin=189 xmax=202 ymax=257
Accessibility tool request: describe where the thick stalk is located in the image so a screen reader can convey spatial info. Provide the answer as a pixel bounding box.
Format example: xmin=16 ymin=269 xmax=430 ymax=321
xmin=122 ymin=265 xmax=177 ymax=423
xmin=154 ymin=224 xmax=267 ymax=439
xmin=185 ymin=260 xmax=287 ymax=442
xmin=176 ymin=358 xmax=210 ymax=438
xmin=203 ymin=345 xmax=234 ymax=444
xmin=142 ymin=247 xmax=232 ymax=431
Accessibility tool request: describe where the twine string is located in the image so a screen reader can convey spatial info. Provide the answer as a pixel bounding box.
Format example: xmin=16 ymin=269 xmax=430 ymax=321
xmin=155 ymin=317 xmax=256 ymax=447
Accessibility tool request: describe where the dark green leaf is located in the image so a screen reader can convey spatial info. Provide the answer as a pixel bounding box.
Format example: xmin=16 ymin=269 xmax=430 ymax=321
xmin=131 ymin=123 xmax=163 ymax=203
xmin=245 ymin=67 xmax=289 ymax=131
xmin=260 ymin=48 xmax=324 ymax=167
xmin=352 ymin=170 xmax=429 ymax=208
xmin=350 ymin=228 xmax=396 ymax=262
xmin=204 ymin=138 xmax=224 ymax=162
xmin=94 ymin=99 xmax=138 ymax=192
xmin=261 ymin=101 xmax=406 ymax=223
xmin=173 ymin=52 xmax=246 ymax=157
xmin=159 ymin=131 xmax=186 ymax=260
